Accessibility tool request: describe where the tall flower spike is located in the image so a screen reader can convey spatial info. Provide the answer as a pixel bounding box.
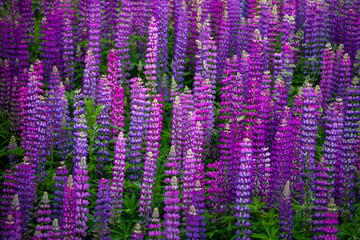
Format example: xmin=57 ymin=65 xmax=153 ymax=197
xmin=234 ymin=138 xmax=253 ymax=240
xmin=132 ymin=222 xmax=144 ymax=240
xmin=14 ymin=157 xmax=36 ymax=233
xmin=88 ymin=0 xmax=101 ymax=66
xmin=323 ymin=198 xmax=339 ymax=238
xmin=312 ymin=158 xmax=330 ymax=239
xmin=148 ymin=208 xmax=162 ymax=240
xmin=139 ymin=96 xmax=163 ymax=224
xmin=115 ymin=0 xmax=131 ymax=85
xmin=94 ymin=178 xmax=112 ymax=240
xmin=1 ymin=194 xmax=22 ymax=240
xmin=34 ymin=192 xmax=52 ymax=239
xmin=53 ymin=161 xmax=69 ymax=221
xmin=129 ymin=77 xmax=150 ymax=181
xmin=82 ymin=50 xmax=98 ymax=101
xmin=163 ymin=176 xmax=181 ymax=240
xmin=61 ymin=175 xmax=76 ymax=238
xmin=8 ymin=136 xmax=19 ymax=167
xmin=74 ymin=157 xmax=90 ymax=238
xmin=111 ymin=131 xmax=127 ymax=223
xmin=172 ymin=1 xmax=189 ymax=89
xmin=320 ymin=43 xmax=335 ymax=107
xmin=100 ymin=0 xmax=119 ymax=46
xmin=145 ymin=17 xmax=159 ymax=99
xmin=96 ymin=76 xmax=112 ymax=175
xmin=279 ymin=181 xmax=293 ymax=240
xmin=182 ymin=149 xmax=197 ymax=226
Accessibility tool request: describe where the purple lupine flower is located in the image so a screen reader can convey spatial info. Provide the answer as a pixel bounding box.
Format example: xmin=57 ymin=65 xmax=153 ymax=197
xmin=322 ymin=199 xmax=339 ymax=239
xmin=182 ymin=149 xmax=197 ymax=226
xmin=34 ymin=192 xmax=52 ymax=239
xmin=2 ymin=194 xmax=22 ymax=240
xmin=39 ymin=15 xmax=62 ymax=79
xmin=258 ymin=0 xmax=270 ymax=38
xmin=53 ymin=161 xmax=69 ymax=222
xmin=115 ymin=0 xmax=131 ymax=85
xmin=172 ymin=2 xmax=189 ymax=89
xmin=72 ymin=90 xmax=88 ymax=165
xmin=14 ymin=157 xmax=36 ymax=233
xmin=88 ymin=0 xmax=101 ymax=66
xmin=131 ymin=0 xmax=149 ymax=55
xmin=155 ymin=0 xmax=169 ymax=95
xmin=94 ymin=178 xmax=112 ymax=240
xmin=107 ymin=49 xmax=125 ymax=136
xmin=96 ymin=76 xmax=112 ymax=175
xmin=8 ymin=136 xmax=19 ymax=167
xmin=337 ymin=53 xmax=352 ymax=99
xmin=74 ymin=157 xmax=90 ymax=238
xmin=312 ymin=158 xmax=330 ymax=239
xmin=246 ymin=0 xmax=257 ymax=19
xmin=187 ymin=3 xmax=203 ymax=73
xmin=9 ymin=75 xmax=21 ymax=133
xmin=234 ymin=138 xmax=253 ymax=240
xmin=18 ymin=0 xmax=34 ymax=45
xmin=281 ymin=15 xmax=296 ymax=47
xmin=111 ymin=131 xmax=127 ymax=223
xmin=320 ymin=43 xmax=335 ymax=107
xmin=61 ymin=3 xmax=76 ymax=89
xmin=216 ymin=12 xmax=230 ymax=81
xmin=163 ymin=176 xmax=181 ymax=240
xmin=0 ymin=59 xmax=11 ymax=114
xmin=38 ymin=93 xmax=50 ymax=181
xmin=267 ymin=5 xmax=280 ymax=70
xmin=343 ymin=8 xmax=360 ymax=62
xmin=139 ymin=96 xmax=163 ymax=223
xmin=82 ymin=50 xmax=98 ymax=101
xmin=270 ymin=109 xmax=296 ymax=205
xmin=299 ymin=83 xmax=319 ymax=206
xmin=303 ymin=0 xmax=326 ymax=75
xmin=50 ymin=218 xmax=61 ymax=239
xmin=100 ymin=0 xmax=119 ymax=46
xmin=228 ymin=0 xmax=242 ymax=57
xmin=279 ymin=181 xmax=293 ymax=240
xmin=145 ymin=17 xmax=159 ymax=99
xmin=61 ymin=175 xmax=76 ymax=238
xmin=48 ymin=66 xmax=64 ymax=164
xmin=78 ymin=0 xmax=89 ymax=45
xmin=340 ymin=77 xmax=360 ymax=217
xmin=323 ymin=99 xmax=343 ymax=199
xmin=128 ymin=77 xmax=150 ymax=181
xmin=0 ymin=170 xmax=17 ymax=237
xmin=186 ymin=205 xmax=200 ymax=239
xmin=148 ymin=208 xmax=162 ymax=240
xmin=132 ymin=222 xmax=144 ymax=240
xmin=24 ymin=61 xmax=44 ymax=172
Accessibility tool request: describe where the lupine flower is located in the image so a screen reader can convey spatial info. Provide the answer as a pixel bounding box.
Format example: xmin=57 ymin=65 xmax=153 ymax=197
xmin=8 ymin=136 xmax=19 ymax=167
xmin=267 ymin=5 xmax=280 ymax=69
xmin=320 ymin=43 xmax=335 ymax=107
xmin=322 ymin=199 xmax=339 ymax=239
xmin=96 ymin=76 xmax=112 ymax=175
xmin=132 ymin=222 xmax=144 ymax=240
xmin=131 ymin=0 xmax=148 ymax=55
xmin=172 ymin=1 xmax=189 ymax=89
xmin=14 ymin=157 xmax=36 ymax=233
xmin=234 ymin=138 xmax=253 ymax=240
xmin=1 ymin=194 xmax=22 ymax=240
xmin=34 ymin=192 xmax=52 ymax=239
xmin=114 ymin=0 xmax=131 ymax=85
xmin=163 ymin=176 xmax=181 ymax=240
xmin=111 ymin=132 xmax=127 ymax=223
xmin=53 ymin=161 xmax=69 ymax=221
xmin=61 ymin=175 xmax=76 ymax=238
xmin=312 ymin=158 xmax=330 ymax=239
xmin=279 ymin=181 xmax=293 ymax=240
xmin=0 ymin=169 xmax=17 ymax=229
xmin=74 ymin=157 xmax=90 ymax=238
xmin=94 ymin=178 xmax=112 ymax=240
xmin=139 ymin=96 xmax=163 ymax=223
xmin=100 ymin=0 xmax=119 ymax=45
xmin=186 ymin=205 xmax=200 ymax=239
xmin=82 ymin=50 xmax=98 ymax=101
xmin=0 ymin=59 xmax=11 ymax=114
xmin=19 ymin=0 xmax=34 ymax=44
xmin=50 ymin=219 xmax=61 ymax=239
xmin=107 ymin=49 xmax=125 ymax=136
xmin=148 ymin=208 xmax=162 ymax=240
xmin=88 ymin=0 xmax=101 ymax=66
xmin=145 ymin=17 xmax=159 ymax=99
xmin=299 ymin=83 xmax=319 ymax=206
xmin=228 ymin=0 xmax=242 ymax=57
xmin=182 ymin=149 xmax=197 ymax=226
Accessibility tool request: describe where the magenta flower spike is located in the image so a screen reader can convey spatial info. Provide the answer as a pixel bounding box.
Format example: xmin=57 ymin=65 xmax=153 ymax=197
xmin=163 ymin=176 xmax=181 ymax=240
xmin=132 ymin=222 xmax=144 ymax=240
xmin=74 ymin=157 xmax=90 ymax=238
xmin=1 ymin=194 xmax=22 ymax=240
xmin=139 ymin=96 xmax=163 ymax=224
xmin=94 ymin=179 xmax=112 ymax=240
xmin=279 ymin=181 xmax=294 ymax=239
xmin=115 ymin=0 xmax=131 ymax=85
xmin=148 ymin=208 xmax=162 ymax=240
xmin=61 ymin=175 xmax=76 ymax=238
xmin=34 ymin=192 xmax=52 ymax=239
xmin=111 ymin=131 xmax=127 ymax=222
